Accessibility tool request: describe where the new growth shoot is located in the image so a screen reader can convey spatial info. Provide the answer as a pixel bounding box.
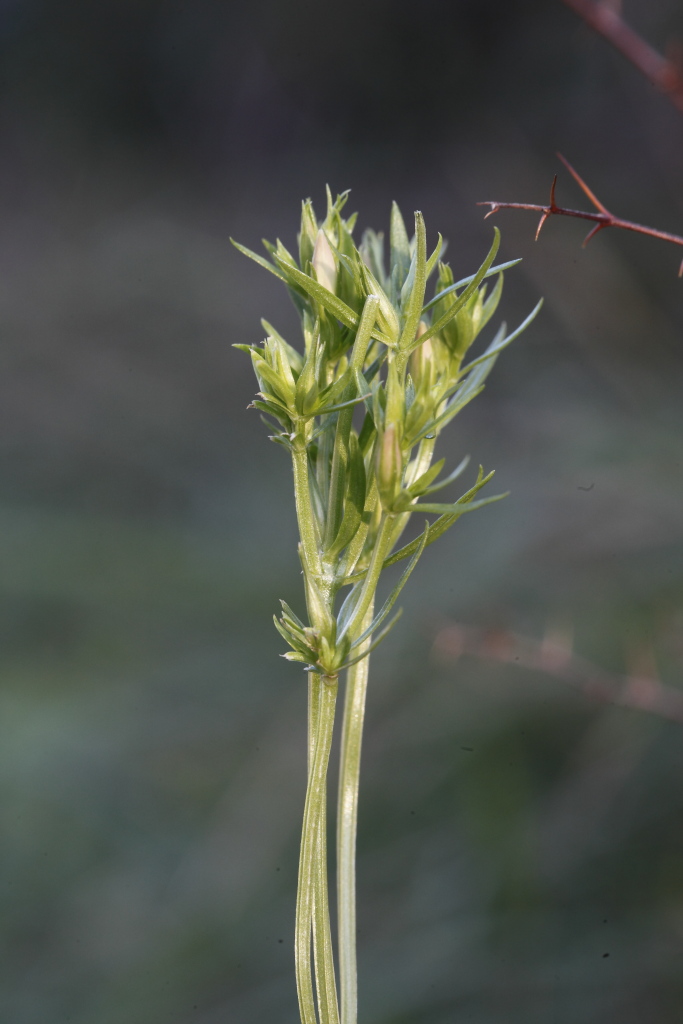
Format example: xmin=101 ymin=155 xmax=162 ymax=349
xmin=233 ymin=190 xmax=540 ymax=1024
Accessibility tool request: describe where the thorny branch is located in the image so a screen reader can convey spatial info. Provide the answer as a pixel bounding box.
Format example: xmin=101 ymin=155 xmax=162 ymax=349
xmin=433 ymin=621 xmax=683 ymax=726
xmin=479 ymin=153 xmax=683 ymax=276
xmin=561 ymin=0 xmax=683 ymax=115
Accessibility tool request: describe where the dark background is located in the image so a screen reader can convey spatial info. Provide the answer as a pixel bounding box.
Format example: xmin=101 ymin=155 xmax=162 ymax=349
xmin=2 ymin=1 xmax=683 ymax=1022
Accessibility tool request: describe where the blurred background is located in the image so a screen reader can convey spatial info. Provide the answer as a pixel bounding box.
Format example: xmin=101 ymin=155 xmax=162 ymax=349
xmin=1 ymin=1 xmax=683 ymax=1021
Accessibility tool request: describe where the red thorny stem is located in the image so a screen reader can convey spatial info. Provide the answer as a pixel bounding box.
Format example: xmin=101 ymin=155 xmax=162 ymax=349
xmin=560 ymin=0 xmax=683 ymax=115
xmin=479 ymin=153 xmax=683 ymax=276
xmin=433 ymin=620 xmax=683 ymax=726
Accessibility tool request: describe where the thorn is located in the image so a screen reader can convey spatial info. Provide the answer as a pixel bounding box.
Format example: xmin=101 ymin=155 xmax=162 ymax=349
xmin=583 ymin=222 xmax=608 ymax=246
xmin=549 ymin=174 xmax=558 ymax=210
xmin=535 ymin=210 xmax=550 ymax=240
xmin=479 ymin=202 xmax=498 ymax=219
xmin=556 ymin=152 xmax=610 ymax=214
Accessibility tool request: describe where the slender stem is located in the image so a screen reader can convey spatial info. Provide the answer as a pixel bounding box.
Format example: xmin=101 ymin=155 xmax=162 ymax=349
xmin=481 ymin=198 xmax=683 ymax=247
xmin=387 ymin=436 xmax=437 ymax=554
xmin=293 ymin=441 xmax=323 ymax=579
xmin=324 ymin=296 xmax=380 ymax=552
xmin=337 ymin=599 xmax=374 ymax=1024
xmin=296 ymin=672 xmax=339 ymax=1024
xmin=308 ymin=662 xmax=339 ymax=1024
xmin=434 ymin=622 xmax=683 ymax=726
xmin=313 ymin=792 xmax=340 ymax=1024
xmin=479 ymin=155 xmax=683 ymax=274
xmin=342 ymin=514 xmax=395 ymax=641
xmin=560 ymin=0 xmax=683 ymax=114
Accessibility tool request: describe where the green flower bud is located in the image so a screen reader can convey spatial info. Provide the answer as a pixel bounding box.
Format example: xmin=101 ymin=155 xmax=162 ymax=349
xmin=409 ymin=326 xmax=434 ymax=389
xmin=377 ymin=421 xmax=403 ymax=511
xmin=384 ymin=358 xmax=405 ymax=430
xmin=299 ymin=199 xmax=318 ymax=268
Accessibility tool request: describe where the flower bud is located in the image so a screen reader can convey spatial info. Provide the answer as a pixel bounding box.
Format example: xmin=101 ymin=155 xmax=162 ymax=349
xmin=384 ymin=358 xmax=404 ymax=429
xmin=312 ymin=228 xmax=337 ymax=294
xmin=298 ymin=199 xmax=318 ymax=268
xmin=409 ymin=327 xmax=434 ymax=389
xmin=377 ymin=421 xmax=403 ymax=511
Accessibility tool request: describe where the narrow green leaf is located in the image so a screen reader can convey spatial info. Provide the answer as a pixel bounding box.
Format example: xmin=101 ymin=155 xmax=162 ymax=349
xmin=230 ymin=239 xmax=290 ymax=283
xmin=460 ymin=299 xmax=543 ymax=375
xmin=423 ymin=455 xmax=471 ymax=494
xmin=270 ymin=237 xmax=299 ymax=268
xmin=268 ymin=432 xmax=294 ymax=451
xmin=419 ymin=228 xmax=500 ymax=346
xmin=359 ymin=469 xmax=497 ymax=573
xmin=422 ymin=257 xmax=522 ymax=313
xmin=360 ymin=229 xmax=387 ymax=288
xmin=252 ymin=399 xmax=292 ymax=423
xmin=406 ymin=458 xmax=445 ymax=497
xmin=348 ymin=525 xmax=429 ymax=649
xmin=336 ymin=609 xmax=403 ymax=671
xmin=407 ymin=493 xmax=508 ymax=514
xmin=336 ymin=580 xmax=364 ymax=635
xmin=315 ymin=392 xmax=372 ymax=417
xmin=280 ymin=599 xmax=306 ymax=631
xmin=349 ymin=294 xmax=381 ymax=374
xmin=261 ymin=320 xmax=304 ymax=373
xmin=407 ymin=382 xmax=486 ymax=447
xmin=273 ymin=255 xmax=358 ymax=326
xmin=282 ymin=651 xmax=315 ymax=665
xmin=294 ymin=329 xmax=320 ymax=416
xmin=322 ymin=296 xmax=378 ymax=545
xmin=478 ymin=270 xmax=503 ymax=334
xmin=358 ymin=262 xmax=400 ymax=344
xmin=252 ymin=357 xmax=295 ymax=408
xmin=325 ymin=432 xmax=366 ymax=559
xmin=324 ymin=410 xmax=351 ymax=550
xmin=398 ymin=211 xmax=428 ymax=352
xmin=425 ymin=233 xmax=443 ymax=279
xmin=274 ymin=254 xmax=392 ymax=346
xmin=273 ymin=615 xmax=313 ymax=657
xmin=390 ymin=202 xmax=411 ymax=290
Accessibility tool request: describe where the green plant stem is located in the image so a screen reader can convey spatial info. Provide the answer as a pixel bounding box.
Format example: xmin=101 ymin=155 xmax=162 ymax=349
xmin=313 ymin=792 xmax=340 ymax=1024
xmin=293 ymin=441 xmax=323 ymax=579
xmin=337 ymin=598 xmax=374 ymax=1024
xmin=388 ymin=436 xmax=437 ymax=552
xmin=308 ymin=675 xmax=340 ymax=1024
xmin=343 ymin=514 xmax=395 ymax=641
xmin=296 ymin=671 xmax=339 ymax=1024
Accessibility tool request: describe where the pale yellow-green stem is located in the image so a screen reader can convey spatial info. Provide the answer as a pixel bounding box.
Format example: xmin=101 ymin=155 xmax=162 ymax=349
xmin=336 ymin=599 xmax=375 ymax=1024
xmin=296 ymin=671 xmax=338 ymax=1024
xmin=312 ymin=790 xmax=340 ymax=1024
xmin=293 ymin=427 xmax=339 ymax=1024
xmin=342 ymin=514 xmax=396 ymax=642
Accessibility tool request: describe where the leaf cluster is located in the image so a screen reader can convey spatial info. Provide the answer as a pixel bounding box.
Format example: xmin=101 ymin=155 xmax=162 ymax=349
xmin=233 ymin=190 xmax=541 ymax=676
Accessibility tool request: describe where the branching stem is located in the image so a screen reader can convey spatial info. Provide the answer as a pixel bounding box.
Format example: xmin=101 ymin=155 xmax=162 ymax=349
xmin=479 ymin=154 xmax=683 ymax=275
xmin=560 ymin=0 xmax=683 ymax=115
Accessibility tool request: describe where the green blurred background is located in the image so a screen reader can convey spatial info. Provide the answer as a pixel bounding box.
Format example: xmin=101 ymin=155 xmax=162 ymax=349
xmin=1 ymin=1 xmax=683 ymax=1021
